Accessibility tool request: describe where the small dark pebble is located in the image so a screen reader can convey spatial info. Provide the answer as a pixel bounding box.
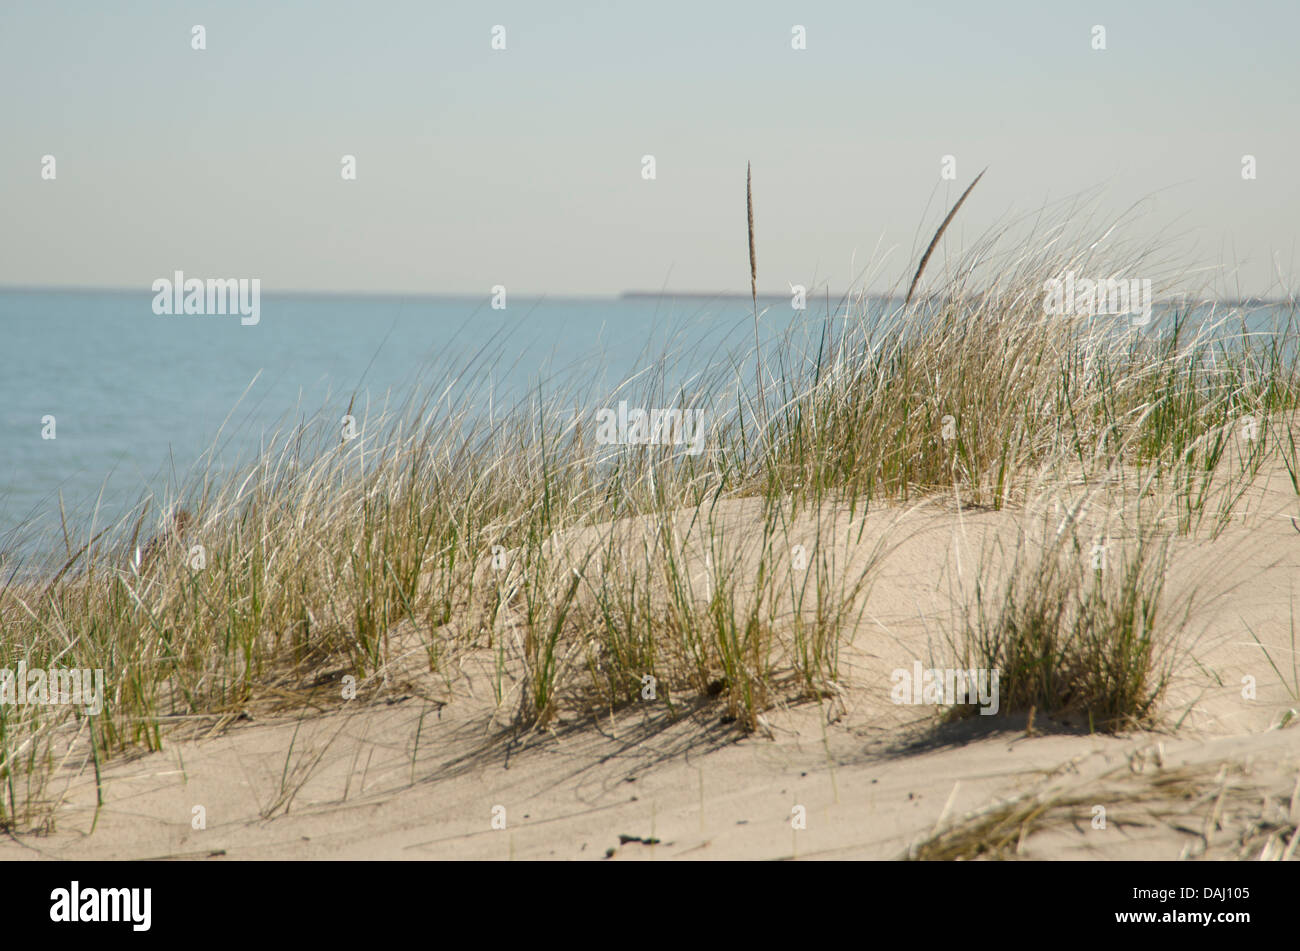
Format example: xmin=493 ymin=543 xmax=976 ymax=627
xmin=618 ymin=834 xmax=662 ymax=846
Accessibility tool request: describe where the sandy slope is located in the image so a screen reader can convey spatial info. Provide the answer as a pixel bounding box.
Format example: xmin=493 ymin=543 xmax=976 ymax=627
xmin=4 ymin=463 xmax=1299 ymax=861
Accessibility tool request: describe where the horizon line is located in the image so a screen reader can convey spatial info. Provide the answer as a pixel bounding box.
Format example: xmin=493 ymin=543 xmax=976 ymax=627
xmin=0 ymin=283 xmax=1292 ymax=307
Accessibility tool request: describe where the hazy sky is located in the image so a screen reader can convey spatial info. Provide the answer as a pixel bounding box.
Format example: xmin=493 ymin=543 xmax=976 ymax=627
xmin=2 ymin=1 xmax=1296 ymax=297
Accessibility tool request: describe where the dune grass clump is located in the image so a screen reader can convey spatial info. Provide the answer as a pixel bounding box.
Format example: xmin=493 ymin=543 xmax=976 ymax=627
xmin=952 ymin=511 xmax=1184 ymax=732
xmin=762 ymin=276 xmax=1299 ymax=524
xmin=548 ymin=493 xmax=874 ymax=731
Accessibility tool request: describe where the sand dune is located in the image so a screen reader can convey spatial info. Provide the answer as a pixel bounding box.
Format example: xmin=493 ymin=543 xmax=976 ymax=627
xmin=6 ymin=454 xmax=1297 ymax=862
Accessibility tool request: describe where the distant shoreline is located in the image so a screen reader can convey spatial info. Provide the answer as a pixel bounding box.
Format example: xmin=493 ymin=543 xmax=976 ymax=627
xmin=1 ymin=284 xmax=1293 ymax=308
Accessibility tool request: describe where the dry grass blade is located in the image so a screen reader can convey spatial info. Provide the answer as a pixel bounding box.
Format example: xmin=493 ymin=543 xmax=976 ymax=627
xmin=747 ymin=161 xmax=764 ymax=428
xmin=747 ymin=162 xmax=757 ymax=308
xmin=904 ymin=167 xmax=987 ymax=307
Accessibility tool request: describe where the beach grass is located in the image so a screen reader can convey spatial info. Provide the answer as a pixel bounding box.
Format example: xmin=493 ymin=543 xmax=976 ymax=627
xmin=2 ymin=197 xmax=1299 ymax=832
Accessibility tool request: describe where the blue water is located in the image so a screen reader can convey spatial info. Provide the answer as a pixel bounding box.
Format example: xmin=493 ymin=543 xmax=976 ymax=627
xmin=0 ymin=289 xmax=836 ymax=553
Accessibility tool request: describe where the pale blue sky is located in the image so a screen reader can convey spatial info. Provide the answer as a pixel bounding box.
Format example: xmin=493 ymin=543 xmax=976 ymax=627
xmin=1 ymin=0 xmax=1296 ymax=297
